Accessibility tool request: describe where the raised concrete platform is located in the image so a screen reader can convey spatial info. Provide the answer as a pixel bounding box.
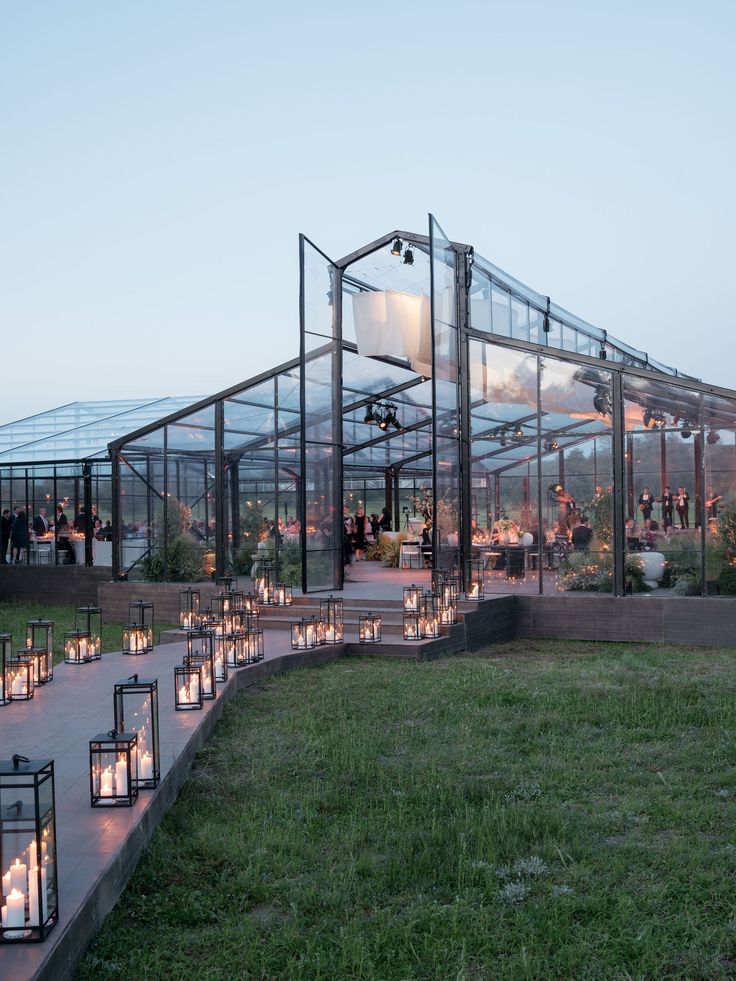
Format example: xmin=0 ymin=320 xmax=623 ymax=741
xmin=0 ymin=631 xmax=346 ymax=981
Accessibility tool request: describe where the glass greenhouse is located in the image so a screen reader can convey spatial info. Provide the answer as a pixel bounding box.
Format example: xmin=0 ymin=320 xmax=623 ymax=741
xmin=4 ymin=216 xmax=735 ymax=598
xmin=105 ymin=216 xmax=736 ymax=596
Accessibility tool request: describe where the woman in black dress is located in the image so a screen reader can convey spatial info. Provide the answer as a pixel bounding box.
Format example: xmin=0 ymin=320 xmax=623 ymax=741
xmin=353 ymin=509 xmax=369 ymax=561
xmin=10 ymin=508 xmax=29 ymax=563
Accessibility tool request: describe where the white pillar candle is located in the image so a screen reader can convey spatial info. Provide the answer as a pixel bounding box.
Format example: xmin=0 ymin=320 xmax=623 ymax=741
xmin=1 ymin=904 xmax=6 ymax=928
xmin=190 ymin=676 xmax=200 ymax=702
xmin=28 ymin=840 xmax=37 ymax=869
xmin=27 ymin=864 xmax=48 ymax=926
xmin=5 ymin=888 xmax=24 ymax=928
xmin=178 ymin=684 xmax=189 ymax=704
xmin=99 ymin=766 xmax=114 ymax=797
xmin=139 ymin=751 xmax=153 ymax=781
xmin=9 ymin=858 xmax=27 ymax=896
xmin=115 ymin=759 xmax=128 ymax=797
xmin=11 ymin=674 xmax=24 ymax=696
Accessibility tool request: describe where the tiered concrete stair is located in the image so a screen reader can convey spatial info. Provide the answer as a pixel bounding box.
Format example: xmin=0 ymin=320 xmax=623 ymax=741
xmin=161 ymin=594 xmax=515 ymax=661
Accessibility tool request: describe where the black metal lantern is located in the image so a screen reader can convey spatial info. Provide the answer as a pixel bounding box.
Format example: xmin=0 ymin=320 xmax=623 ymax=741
xmin=184 ymin=654 xmax=215 ymax=699
xmin=439 ymin=593 xmax=457 ymax=625
xmin=128 ymin=602 xmax=154 ymax=651
xmin=257 ymin=564 xmax=275 ymax=605
xmin=63 ymin=630 xmax=94 ymax=665
xmin=17 ymin=649 xmax=50 ymax=688
xmin=74 ymin=606 xmax=102 ymax=652
xmin=319 ymin=596 xmax=344 ymax=644
xmin=89 ymin=731 xmax=138 ymax=808
xmin=0 ymin=755 xmax=58 ymax=942
xmin=0 ymin=635 xmax=10 ymax=706
xmin=202 ymin=615 xmax=225 ymax=638
xmin=113 ymin=675 xmax=160 ymax=789
xmin=215 ymin=575 xmax=238 ymax=591
xmin=465 ymin=560 xmax=484 ymax=601
xmin=245 ymin=627 xmax=264 ymax=663
xmin=174 ymin=664 xmax=203 ymax=710
xmin=403 ymin=584 xmax=422 ymax=612
xmin=212 ymin=639 xmax=228 ymax=683
xmin=403 ymin=611 xmax=423 ymax=641
xmin=421 ymin=592 xmax=442 ymax=639
xmin=213 ymin=592 xmax=234 ymax=618
xmin=25 ymin=621 xmax=53 ymax=663
xmin=243 ymin=593 xmax=259 ymax=614
xmin=358 ymin=614 xmax=382 ymax=644
xmin=291 ymin=618 xmax=317 ymax=650
xmin=6 ymin=660 xmax=33 ymax=701
xmin=178 ymin=588 xmax=200 ymax=629
xmin=223 ymin=632 xmax=243 ymax=669
xmin=122 ymin=623 xmax=153 ymax=656
xmin=273 ymin=584 xmax=293 ymax=607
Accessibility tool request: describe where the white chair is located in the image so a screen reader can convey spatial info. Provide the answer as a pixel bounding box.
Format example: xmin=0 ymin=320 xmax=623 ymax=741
xmin=400 ymin=541 xmax=422 ymax=570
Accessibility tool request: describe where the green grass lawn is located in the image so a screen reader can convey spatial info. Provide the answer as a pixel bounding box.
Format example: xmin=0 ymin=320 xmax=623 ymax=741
xmin=76 ymin=641 xmax=736 ymax=980
xmin=0 ymin=601 xmax=177 ymax=663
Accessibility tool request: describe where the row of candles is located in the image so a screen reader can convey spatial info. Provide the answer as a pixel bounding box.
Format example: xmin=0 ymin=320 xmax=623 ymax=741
xmin=402 ymin=580 xmax=458 ymax=640
xmin=0 ymin=619 xmax=58 ymax=705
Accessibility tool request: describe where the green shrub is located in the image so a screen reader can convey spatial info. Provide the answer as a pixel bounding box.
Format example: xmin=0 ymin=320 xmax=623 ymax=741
xmin=716 ymin=563 xmax=736 ymax=595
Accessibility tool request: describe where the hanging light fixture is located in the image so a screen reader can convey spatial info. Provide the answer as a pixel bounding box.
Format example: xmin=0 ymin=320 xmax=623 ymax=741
xmin=403 ymin=245 xmax=414 ymax=265
xmin=593 ymin=385 xmax=612 ymax=416
xmin=707 ymin=430 xmax=720 ymax=445
xmin=363 ymin=403 xmax=375 ymax=425
xmin=391 ymin=238 xmax=402 ymax=256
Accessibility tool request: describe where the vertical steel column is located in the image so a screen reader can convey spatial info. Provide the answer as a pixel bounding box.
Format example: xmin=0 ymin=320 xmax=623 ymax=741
xmin=611 ymin=372 xmax=626 ymax=596
xmin=111 ymin=453 xmax=120 ymax=579
xmin=536 ymin=355 xmax=544 ymax=593
xmin=393 ymin=468 xmax=401 ymax=533
xmin=457 ymin=249 xmax=473 ymax=588
xmin=697 ymin=394 xmax=706 ymax=594
xmin=229 ymin=459 xmax=240 ymax=563
xmin=53 ymin=470 xmax=58 ymax=566
xmin=83 ymin=462 xmax=93 ymax=566
xmin=298 ymin=235 xmax=308 ymax=594
xmin=214 ymin=399 xmax=225 ymax=578
xmin=162 ymin=426 xmax=168 ymax=581
xmin=273 ymin=375 xmax=280 ymax=573
xmin=333 ymin=266 xmax=344 ymax=590
xmin=659 ymin=428 xmax=667 ymax=494
xmin=384 ymin=467 xmax=393 ymax=526
xmin=626 ymin=433 xmax=634 ymax=518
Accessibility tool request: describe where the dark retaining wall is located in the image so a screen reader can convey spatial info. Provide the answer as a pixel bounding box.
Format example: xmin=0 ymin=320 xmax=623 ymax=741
xmin=515 ymin=594 xmax=736 ymax=647
xmin=0 ymin=566 xmax=112 ymax=607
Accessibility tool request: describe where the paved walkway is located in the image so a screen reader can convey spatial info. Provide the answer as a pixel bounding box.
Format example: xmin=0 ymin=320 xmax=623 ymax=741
xmin=0 ymin=628 xmax=324 ymax=981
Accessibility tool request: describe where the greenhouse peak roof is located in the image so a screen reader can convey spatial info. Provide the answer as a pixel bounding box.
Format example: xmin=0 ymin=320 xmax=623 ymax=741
xmin=0 ymin=396 xmax=202 ymax=464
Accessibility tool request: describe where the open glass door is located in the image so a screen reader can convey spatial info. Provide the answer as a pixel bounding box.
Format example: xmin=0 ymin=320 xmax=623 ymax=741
xmin=299 ymin=235 xmax=342 ymax=592
xmin=429 ymin=215 xmax=462 ymax=572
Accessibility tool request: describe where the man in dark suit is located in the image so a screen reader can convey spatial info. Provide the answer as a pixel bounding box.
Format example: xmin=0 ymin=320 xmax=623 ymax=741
xmin=571 ymin=517 xmax=593 ymax=551
xmin=33 ymin=508 xmax=50 ymax=537
xmin=638 ymin=487 xmax=654 ymax=521
xmin=0 ymin=509 xmax=11 ymax=563
xmin=661 ymin=486 xmax=674 ymax=530
xmin=676 ymin=488 xmax=690 ymax=529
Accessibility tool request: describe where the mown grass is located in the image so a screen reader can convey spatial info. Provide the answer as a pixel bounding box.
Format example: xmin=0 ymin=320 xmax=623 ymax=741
xmin=0 ymin=601 xmax=176 ymax=663
xmin=76 ymin=641 xmax=736 ymax=979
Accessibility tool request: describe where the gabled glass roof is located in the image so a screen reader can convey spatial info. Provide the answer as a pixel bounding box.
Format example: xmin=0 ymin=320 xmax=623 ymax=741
xmin=0 ymin=397 xmax=201 ymax=463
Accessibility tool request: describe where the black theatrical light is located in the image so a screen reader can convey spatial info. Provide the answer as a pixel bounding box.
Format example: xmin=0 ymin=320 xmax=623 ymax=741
xmin=364 ymin=403 xmax=375 ymax=425
xmin=707 ymin=430 xmax=720 ymax=445
xmin=377 ymin=416 xmax=389 ymax=431
xmin=544 ymin=439 xmax=560 ymax=452
xmin=514 ymin=425 xmax=525 ymax=438
xmin=593 ymin=385 xmax=612 ymax=416
xmin=599 ymin=346 xmax=607 ymax=360
xmin=642 ymin=408 xmax=652 ymax=428
xmin=403 ymin=247 xmax=414 ymax=265
xmin=391 ymin=238 xmax=402 ymax=256
xmin=680 ymin=425 xmax=692 ymax=439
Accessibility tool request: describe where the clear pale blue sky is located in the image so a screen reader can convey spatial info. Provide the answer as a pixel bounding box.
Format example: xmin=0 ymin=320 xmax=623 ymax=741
xmin=2 ymin=0 xmax=735 ymax=423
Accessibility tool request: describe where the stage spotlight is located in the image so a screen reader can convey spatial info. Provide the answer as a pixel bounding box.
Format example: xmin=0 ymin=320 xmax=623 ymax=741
xmin=403 ymin=247 xmax=414 ymax=265
xmin=363 ymin=403 xmax=375 ymax=425
xmin=593 ymin=385 xmax=612 ymax=416
xmin=514 ymin=425 xmax=525 ymax=438
xmin=391 ymin=238 xmax=402 ymax=256
xmin=707 ymin=430 xmax=720 ymax=445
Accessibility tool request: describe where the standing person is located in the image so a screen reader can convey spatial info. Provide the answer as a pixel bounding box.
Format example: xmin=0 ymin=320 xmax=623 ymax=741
xmin=638 ymin=487 xmax=654 ymax=522
xmin=378 ymin=507 xmax=391 ymax=533
xmin=33 ymin=507 xmax=50 ymax=537
xmin=0 ymin=509 xmax=12 ymax=563
xmin=706 ymin=487 xmax=722 ymax=520
xmin=56 ymin=505 xmax=76 ymax=564
xmin=343 ymin=506 xmax=355 ymax=571
xmin=661 ymin=486 xmax=674 ymax=530
xmin=353 ymin=508 xmax=369 ymax=562
xmin=675 ymin=487 xmax=690 ymax=529
xmin=10 ymin=508 xmax=29 ymax=563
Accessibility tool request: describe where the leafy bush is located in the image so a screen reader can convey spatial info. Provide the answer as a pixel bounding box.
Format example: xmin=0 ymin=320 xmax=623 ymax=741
xmin=559 ymin=550 xmax=650 ymax=593
xmin=717 ymin=563 xmax=736 ymax=596
xmin=275 ymin=539 xmax=301 ymax=586
xmin=140 ymin=496 xmax=212 ymax=582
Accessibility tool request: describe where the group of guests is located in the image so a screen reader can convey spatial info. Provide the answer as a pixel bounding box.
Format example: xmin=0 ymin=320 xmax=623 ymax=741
xmin=638 ymin=486 xmax=694 ymax=530
xmin=0 ymin=504 xmax=111 ymax=564
xmin=343 ymin=506 xmax=391 ymax=566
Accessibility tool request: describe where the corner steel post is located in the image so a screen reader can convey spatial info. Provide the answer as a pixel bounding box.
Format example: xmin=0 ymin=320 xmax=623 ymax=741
xmin=215 ymin=399 xmax=225 ymax=578
xmin=612 ymin=372 xmax=626 ymax=596
xmin=111 ymin=453 xmax=120 ymax=579
xmin=83 ymin=462 xmax=93 ymax=566
xmin=536 ymin=355 xmax=544 ymax=593
xmin=298 ymin=234 xmax=308 ymax=594
xmin=333 ymin=265 xmax=344 ymax=590
xmin=162 ymin=426 xmax=168 ymax=582
xmin=457 ymin=248 xmax=473 ymax=590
